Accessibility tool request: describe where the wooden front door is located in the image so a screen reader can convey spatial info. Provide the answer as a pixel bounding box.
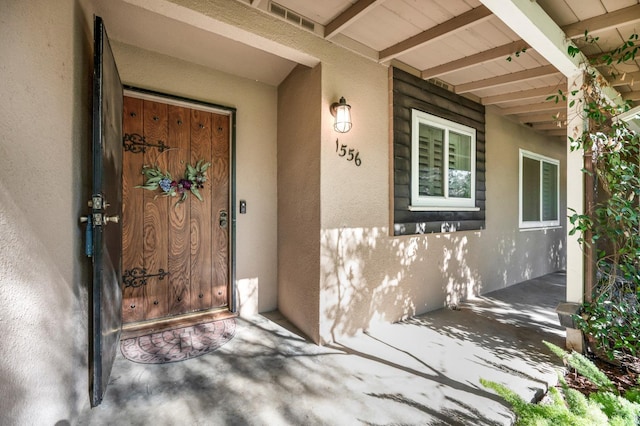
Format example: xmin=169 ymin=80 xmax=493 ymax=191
xmin=121 ymin=95 xmax=230 ymax=324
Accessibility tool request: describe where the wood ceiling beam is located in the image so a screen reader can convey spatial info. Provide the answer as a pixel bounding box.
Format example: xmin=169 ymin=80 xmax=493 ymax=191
xmin=324 ymin=0 xmax=386 ymax=39
xmin=499 ymin=100 xmax=566 ymax=116
xmin=378 ymin=5 xmax=492 ymax=62
xmin=517 ymin=111 xmax=566 ymax=123
xmin=531 ymin=122 xmax=566 ymax=130
xmin=455 ymin=65 xmax=560 ymax=93
xmin=421 ymin=40 xmax=529 ymax=79
xmin=481 ymin=85 xmax=563 ymax=105
xmin=610 ymin=71 xmax=640 ymax=86
xmin=562 ymin=4 xmax=640 ymax=39
xmin=545 ymin=128 xmax=567 ymax=136
xmin=623 ymin=90 xmax=640 ymax=101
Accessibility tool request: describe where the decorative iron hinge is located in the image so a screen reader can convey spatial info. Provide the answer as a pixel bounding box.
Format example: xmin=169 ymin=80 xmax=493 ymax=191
xmin=123 ymin=267 xmax=169 ymax=288
xmin=123 ymin=133 xmax=170 ymax=154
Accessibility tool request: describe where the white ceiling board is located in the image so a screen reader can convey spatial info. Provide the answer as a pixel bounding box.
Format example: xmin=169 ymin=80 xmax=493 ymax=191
xmin=400 ymin=39 xmax=468 ymax=70
xmin=395 ymin=19 xmax=516 ymax=71
xmin=440 ymin=64 xmax=497 ymax=85
xmin=519 ymin=49 xmax=553 ymax=68
xmin=341 ymin=2 xmax=423 ymax=51
xmin=602 ymin=0 xmax=640 ymax=12
xmin=463 ymin=18 xmax=520 ymax=47
xmin=616 ymin=22 xmax=640 ymax=39
xmin=564 ymin=0 xmax=607 ymax=21
xmin=441 ymin=58 xmax=538 ymax=86
xmin=475 ymin=76 xmax=567 ymax=99
xmin=382 ymin=0 xmax=443 ymax=29
xmin=276 ymin=0 xmax=358 ymax=25
xmin=389 ymin=0 xmax=463 ymax=24
xmin=536 ymin=0 xmax=578 ymax=26
xmin=467 ymin=0 xmax=483 ymax=6
xmin=474 ymin=76 xmax=564 ymax=98
xmin=434 ymin=0 xmax=480 ymax=17
xmin=483 ymin=57 xmax=526 ymax=74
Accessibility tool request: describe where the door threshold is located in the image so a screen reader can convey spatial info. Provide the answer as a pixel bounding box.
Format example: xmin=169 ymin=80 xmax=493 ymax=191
xmin=121 ymin=308 xmax=237 ymax=339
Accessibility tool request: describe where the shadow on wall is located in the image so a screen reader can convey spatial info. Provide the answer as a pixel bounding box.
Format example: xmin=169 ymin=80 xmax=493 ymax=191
xmin=548 ymin=233 xmax=565 ymax=271
xmin=320 ymin=225 xmax=565 ymax=342
xmin=490 ymin=228 xmax=565 ymax=291
xmin=320 ymin=227 xmax=483 ymax=342
xmin=439 ymin=232 xmax=482 ymax=308
xmin=0 ymin=177 xmax=89 ymax=424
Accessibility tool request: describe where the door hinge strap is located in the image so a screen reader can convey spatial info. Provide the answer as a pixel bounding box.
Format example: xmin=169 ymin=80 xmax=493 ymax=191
xmin=123 ymin=133 xmax=170 ymax=154
xmin=123 ymin=267 xmax=169 ymax=288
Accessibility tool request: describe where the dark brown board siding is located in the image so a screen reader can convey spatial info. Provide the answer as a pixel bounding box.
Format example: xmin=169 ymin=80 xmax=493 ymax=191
xmin=392 ymin=67 xmax=486 ymax=236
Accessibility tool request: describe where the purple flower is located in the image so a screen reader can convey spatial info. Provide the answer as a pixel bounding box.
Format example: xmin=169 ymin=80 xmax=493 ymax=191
xmin=179 ymin=179 xmax=192 ymax=190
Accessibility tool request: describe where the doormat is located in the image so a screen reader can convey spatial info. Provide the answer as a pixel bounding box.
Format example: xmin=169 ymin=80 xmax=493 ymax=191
xmin=120 ymin=318 xmax=236 ymax=364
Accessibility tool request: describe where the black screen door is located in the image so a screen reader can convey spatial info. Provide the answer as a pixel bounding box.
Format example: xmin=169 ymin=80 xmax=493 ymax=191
xmin=90 ymin=15 xmax=123 ymax=407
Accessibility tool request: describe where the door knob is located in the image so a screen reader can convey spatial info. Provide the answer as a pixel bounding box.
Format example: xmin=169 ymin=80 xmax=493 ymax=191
xmin=104 ymin=215 xmax=119 ymax=224
xmin=219 ymin=210 xmax=228 ymax=228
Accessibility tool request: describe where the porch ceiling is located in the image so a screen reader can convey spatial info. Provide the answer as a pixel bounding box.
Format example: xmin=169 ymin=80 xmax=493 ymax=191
xmin=96 ymin=0 xmax=640 ymax=141
xmin=90 ymin=0 xmax=301 ymax=86
xmin=246 ymin=0 xmax=640 ymax=141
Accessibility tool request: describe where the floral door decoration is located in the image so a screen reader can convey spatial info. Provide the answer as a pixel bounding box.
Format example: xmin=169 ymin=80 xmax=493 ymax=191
xmin=136 ymin=159 xmax=211 ymax=205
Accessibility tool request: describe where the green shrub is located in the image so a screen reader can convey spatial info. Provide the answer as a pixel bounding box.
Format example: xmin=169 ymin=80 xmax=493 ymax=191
xmin=563 ymin=31 xmax=640 ymax=361
xmin=481 ymin=341 xmax=640 ymax=425
xmin=574 ymin=288 xmax=640 ymax=360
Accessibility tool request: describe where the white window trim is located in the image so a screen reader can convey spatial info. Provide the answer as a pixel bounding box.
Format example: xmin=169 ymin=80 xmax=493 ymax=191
xmin=410 ymin=109 xmax=477 ymax=210
xmin=519 ymin=149 xmax=560 ymax=229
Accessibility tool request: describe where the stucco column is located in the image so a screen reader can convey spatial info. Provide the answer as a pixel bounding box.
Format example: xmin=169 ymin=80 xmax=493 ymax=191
xmin=564 ymin=71 xmax=587 ymax=351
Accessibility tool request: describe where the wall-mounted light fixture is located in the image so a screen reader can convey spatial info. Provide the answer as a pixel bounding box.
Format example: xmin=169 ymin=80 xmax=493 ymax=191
xmin=330 ymin=96 xmax=352 ymax=133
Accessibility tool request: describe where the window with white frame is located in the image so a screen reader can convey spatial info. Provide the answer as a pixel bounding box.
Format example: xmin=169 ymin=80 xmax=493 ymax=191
xmin=519 ymin=149 xmax=560 ymax=228
xmin=410 ymin=109 xmax=476 ymax=210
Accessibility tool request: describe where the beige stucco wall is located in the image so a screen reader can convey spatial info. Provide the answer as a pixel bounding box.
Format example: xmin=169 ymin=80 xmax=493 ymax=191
xmin=161 ymin=0 xmax=567 ymax=344
xmin=317 ymin=108 xmax=567 ymax=343
xmin=318 ymin=55 xmax=392 ymax=343
xmin=0 ymin=0 xmax=92 ymax=422
xmin=484 ymin=112 xmax=567 ymax=284
xmin=0 ymin=2 xmax=570 ymax=421
xmin=277 ymin=64 xmax=322 ymax=342
xmin=110 ymin=42 xmax=279 ymax=316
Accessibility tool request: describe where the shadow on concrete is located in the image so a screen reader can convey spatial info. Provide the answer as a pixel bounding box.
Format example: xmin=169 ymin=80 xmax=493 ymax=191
xmin=76 ymin=272 xmax=565 ymax=425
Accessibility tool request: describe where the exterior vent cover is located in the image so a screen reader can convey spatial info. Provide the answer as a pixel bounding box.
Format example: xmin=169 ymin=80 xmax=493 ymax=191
xmin=269 ymin=2 xmax=316 ymax=32
xmin=428 ymin=78 xmax=451 ymax=92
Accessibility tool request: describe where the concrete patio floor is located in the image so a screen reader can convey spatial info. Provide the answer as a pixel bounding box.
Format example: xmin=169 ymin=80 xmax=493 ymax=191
xmin=77 ymin=272 xmax=567 ymax=425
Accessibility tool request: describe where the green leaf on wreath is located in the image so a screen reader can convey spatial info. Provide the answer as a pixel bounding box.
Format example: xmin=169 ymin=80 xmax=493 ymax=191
xmin=191 ymin=187 xmax=203 ymax=201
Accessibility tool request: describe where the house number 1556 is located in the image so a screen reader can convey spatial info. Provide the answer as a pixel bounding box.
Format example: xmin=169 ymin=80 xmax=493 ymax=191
xmin=336 ymin=139 xmax=362 ymax=166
